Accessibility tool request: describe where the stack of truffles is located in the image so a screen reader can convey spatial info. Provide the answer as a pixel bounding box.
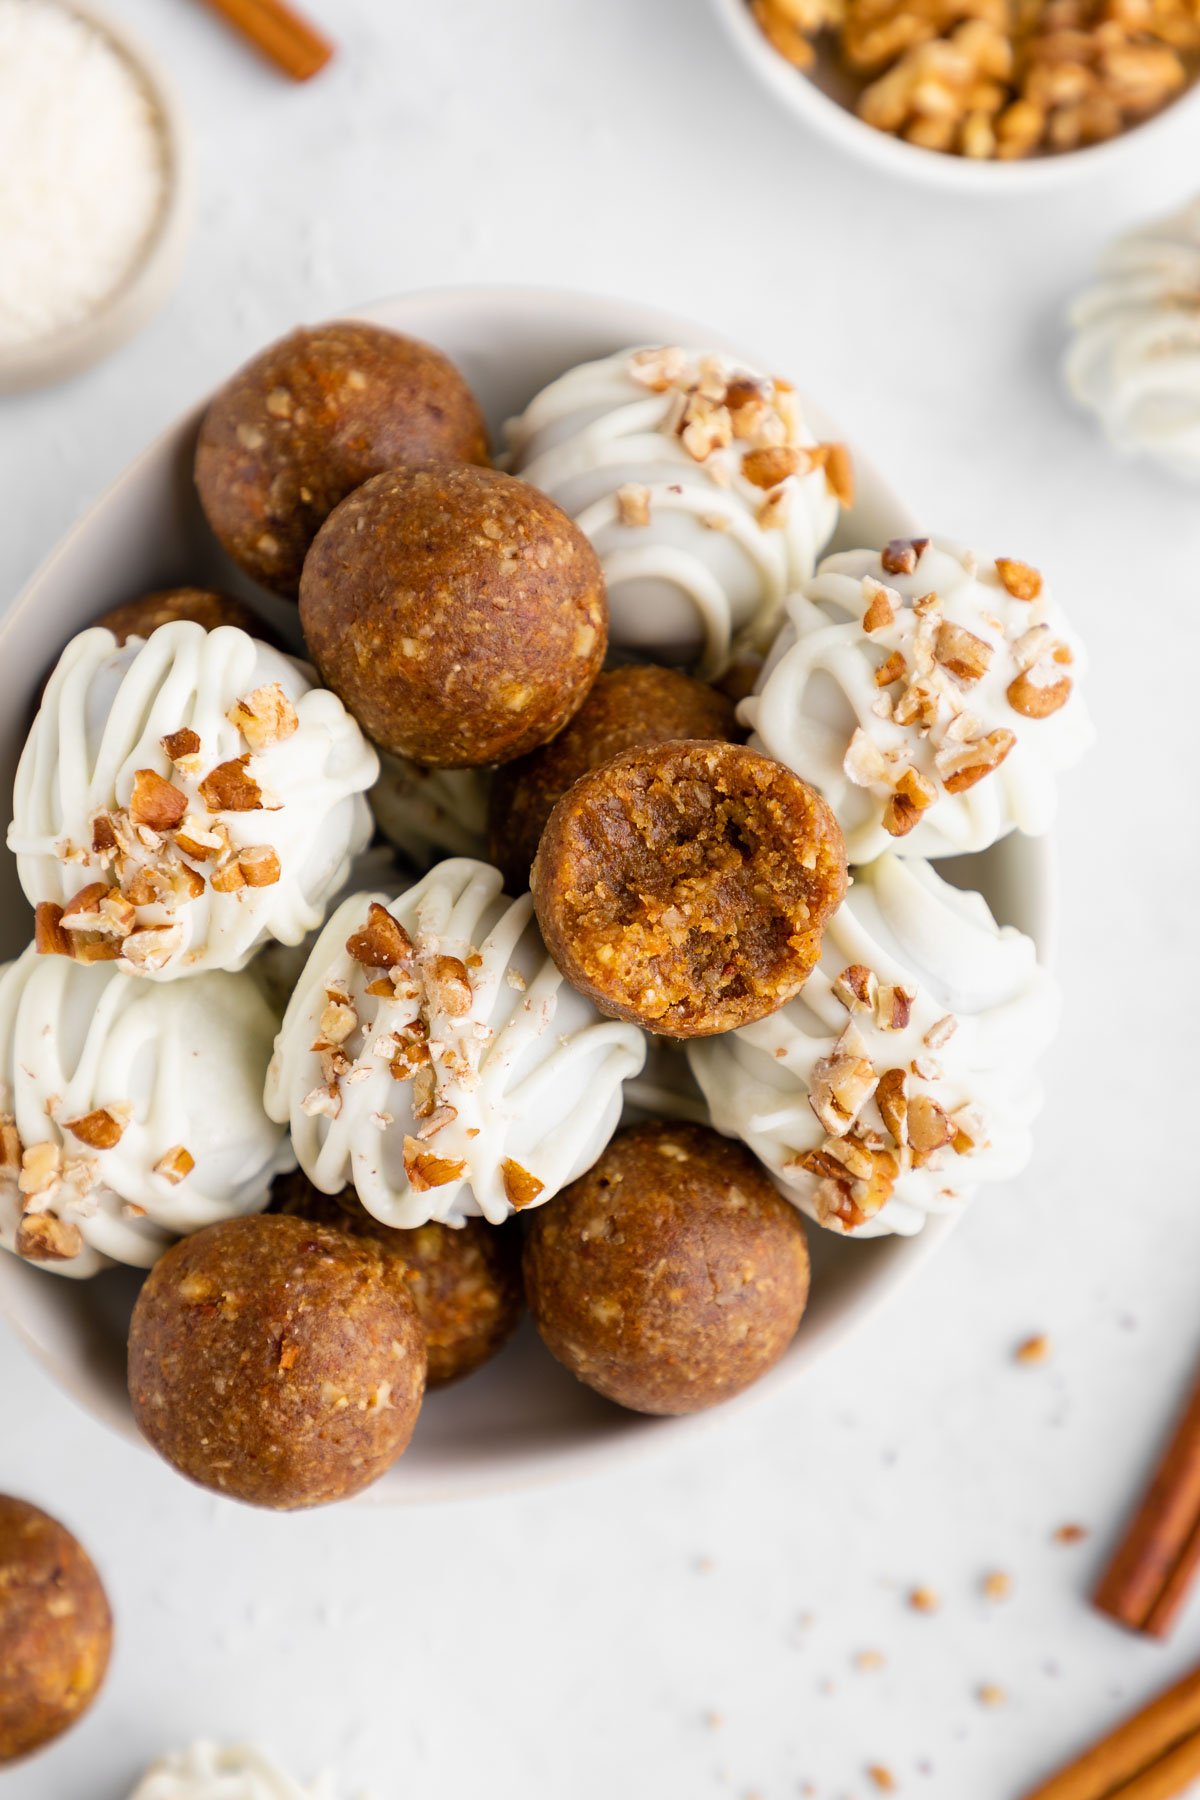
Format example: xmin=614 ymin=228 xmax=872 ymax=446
xmin=0 ymin=320 xmax=1091 ymax=1510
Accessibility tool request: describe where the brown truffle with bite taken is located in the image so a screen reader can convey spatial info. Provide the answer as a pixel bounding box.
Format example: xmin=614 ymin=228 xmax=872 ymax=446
xmin=273 ymin=1171 xmax=523 ymax=1388
xmin=0 ymin=1497 xmax=112 ymax=1766
xmin=299 ymin=463 xmax=607 ymax=767
xmin=532 ymin=740 xmax=846 ymax=1037
xmin=195 ymin=321 xmax=489 ymax=598
xmin=523 ymin=1122 xmax=810 ymax=1415
xmin=488 ymin=665 xmax=737 ymax=890
xmin=95 ymin=586 xmax=270 ymax=645
xmin=128 ymin=1213 xmax=426 ymax=1510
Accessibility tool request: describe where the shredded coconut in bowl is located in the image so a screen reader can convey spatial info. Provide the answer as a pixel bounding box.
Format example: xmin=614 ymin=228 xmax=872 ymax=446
xmin=0 ymin=0 xmax=168 ymax=349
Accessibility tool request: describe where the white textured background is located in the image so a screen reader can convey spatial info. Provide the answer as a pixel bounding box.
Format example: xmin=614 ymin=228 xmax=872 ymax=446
xmin=2 ymin=3 xmax=1200 ymax=1796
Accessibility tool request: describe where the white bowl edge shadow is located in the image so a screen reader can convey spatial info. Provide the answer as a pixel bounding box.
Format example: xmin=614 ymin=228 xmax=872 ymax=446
xmin=0 ymin=286 xmax=1056 ymax=1504
xmin=709 ymin=0 xmax=1200 ymax=194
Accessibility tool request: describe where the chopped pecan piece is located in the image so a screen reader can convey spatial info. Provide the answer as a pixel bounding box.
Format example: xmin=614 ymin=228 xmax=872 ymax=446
xmin=34 ymin=902 xmax=72 ymax=957
xmin=18 ymin=1141 xmax=61 ymax=1196
xmin=742 ymin=445 xmax=803 ymax=489
xmin=995 ymin=557 xmax=1042 ymax=601
xmin=129 ymin=768 xmax=188 ymax=831
xmin=844 ymin=728 xmax=892 ymax=787
xmin=874 ymin=649 xmax=907 ymax=688
xmin=60 ymin=882 xmax=113 ymax=930
xmin=907 ymin=1093 xmax=954 ymax=1153
xmin=809 ymin=1052 xmax=879 ymax=1136
xmin=628 ymin=346 xmax=689 ymax=391
xmin=238 ymin=844 xmax=281 ymax=887
xmin=175 ymin=817 xmax=226 ymax=861
xmin=403 ymin=1136 xmax=466 ymax=1191
xmin=64 ymin=1107 xmax=127 ymax=1151
xmin=15 ymin=1212 xmax=83 ymax=1262
xmin=821 ymin=442 xmax=855 ymax=507
xmin=71 ymin=935 xmax=122 ymax=965
xmin=198 ymin=755 xmax=263 ymax=813
xmin=877 ymin=984 xmax=915 ymax=1031
xmin=346 ymin=903 xmax=413 ymax=969
xmin=883 ymin=794 xmax=921 ymax=837
xmin=1007 ymin=669 xmax=1072 ymax=718
xmin=0 ymin=1118 xmax=21 ymax=1173
xmin=934 ymin=621 xmax=993 ymax=683
xmin=502 ymin=1159 xmax=545 ymax=1211
xmin=876 ymin=1067 xmax=908 ymax=1146
xmin=881 ymin=537 xmax=930 ymax=576
xmin=91 ymin=813 xmax=119 ymax=854
xmin=862 ymin=581 xmax=897 ymax=633
xmin=226 ymin=683 xmax=298 ymax=750
xmin=937 ymin=728 xmax=1016 ymax=793
xmin=154 ymin=1145 xmax=195 ymax=1184
xmin=210 ymin=859 xmax=246 ymax=894
xmin=833 ymin=964 xmax=878 ymax=1011
xmin=616 ymin=483 xmax=651 ymax=527
xmin=162 ymin=727 xmax=201 ymax=765
xmin=121 ymin=926 xmax=183 ymax=970
xmin=430 ymin=954 xmax=472 ymax=1017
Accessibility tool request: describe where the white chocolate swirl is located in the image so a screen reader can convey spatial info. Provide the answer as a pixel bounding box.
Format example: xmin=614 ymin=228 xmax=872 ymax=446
xmin=370 ymin=751 xmax=488 ymax=867
xmin=505 ymin=346 xmax=841 ymax=677
xmin=744 ymin=538 xmax=1092 ymax=863
xmin=9 ymin=622 xmax=377 ymax=979
xmin=130 ymin=1743 xmax=335 ymax=1800
xmin=265 ymin=857 xmax=646 ymax=1227
xmin=0 ymin=947 xmax=291 ymax=1277
xmin=1066 ymin=197 xmax=1200 ymax=482
xmin=688 ymin=856 xmax=1058 ymax=1238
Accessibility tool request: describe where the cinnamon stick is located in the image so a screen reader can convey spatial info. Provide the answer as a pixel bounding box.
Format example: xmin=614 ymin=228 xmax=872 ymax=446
xmin=199 ymin=0 xmax=334 ymax=82
xmin=1095 ymin=1362 xmax=1200 ymax=1638
xmin=1022 ymin=1664 xmax=1200 ymax=1800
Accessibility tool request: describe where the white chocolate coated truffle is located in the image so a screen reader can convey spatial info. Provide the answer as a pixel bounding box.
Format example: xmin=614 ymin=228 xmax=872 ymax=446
xmin=0 ymin=947 xmax=291 ymax=1277
xmin=265 ymin=858 xmax=646 ymax=1227
xmin=370 ymin=751 xmax=488 ymax=867
xmin=505 ymin=346 xmax=844 ymax=677
xmin=688 ymin=856 xmax=1058 ymax=1238
xmin=743 ymin=537 xmax=1091 ymax=863
xmin=9 ymin=622 xmax=377 ymax=979
xmin=1066 ymin=197 xmax=1200 ymax=483
xmin=129 ymin=1743 xmax=336 ymax=1800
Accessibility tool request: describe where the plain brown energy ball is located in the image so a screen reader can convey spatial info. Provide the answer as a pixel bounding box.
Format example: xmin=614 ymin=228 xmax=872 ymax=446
xmin=532 ymin=739 xmax=847 ymax=1037
xmin=195 ymin=321 xmax=489 ymax=598
xmin=95 ymin=586 xmax=271 ymax=645
xmin=273 ymin=1172 xmax=523 ymax=1388
xmin=128 ymin=1213 xmax=426 ymax=1511
xmin=299 ymin=463 xmax=607 ymax=767
xmin=0 ymin=1497 xmax=112 ymax=1766
xmin=487 ymin=664 xmax=738 ymax=890
xmin=523 ymin=1123 xmax=810 ymax=1415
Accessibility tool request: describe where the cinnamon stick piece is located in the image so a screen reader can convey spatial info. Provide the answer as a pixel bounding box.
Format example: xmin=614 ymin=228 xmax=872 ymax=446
xmin=199 ymin=0 xmax=334 ymax=82
xmin=1022 ymin=1664 xmax=1200 ymax=1800
xmin=1095 ymin=1363 xmax=1200 ymax=1638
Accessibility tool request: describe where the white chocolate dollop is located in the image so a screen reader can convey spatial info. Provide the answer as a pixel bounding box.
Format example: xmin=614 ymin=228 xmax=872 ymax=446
xmin=0 ymin=947 xmax=291 ymax=1278
xmin=1066 ymin=197 xmax=1200 ymax=482
xmin=688 ymin=855 xmax=1058 ymax=1238
xmin=744 ymin=537 xmax=1092 ymax=863
xmin=370 ymin=751 xmax=488 ymax=867
xmin=130 ymin=1743 xmax=334 ymax=1800
xmin=265 ymin=857 xmax=647 ymax=1227
xmin=9 ymin=622 xmax=377 ymax=979
xmin=505 ymin=346 xmax=843 ymax=677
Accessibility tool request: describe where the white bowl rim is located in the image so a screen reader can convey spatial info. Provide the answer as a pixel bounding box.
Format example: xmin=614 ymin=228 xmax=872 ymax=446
xmin=0 ymin=282 xmax=1058 ymax=1504
xmin=0 ymin=0 xmax=193 ymax=393
xmin=710 ymin=0 xmax=1200 ymax=193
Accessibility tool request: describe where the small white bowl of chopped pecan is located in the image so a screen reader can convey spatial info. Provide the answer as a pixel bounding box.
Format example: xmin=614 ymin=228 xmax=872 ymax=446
xmin=712 ymin=0 xmax=1200 ymax=187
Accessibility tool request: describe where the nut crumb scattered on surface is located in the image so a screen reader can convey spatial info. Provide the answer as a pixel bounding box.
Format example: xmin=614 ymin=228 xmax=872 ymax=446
xmin=908 ymin=1586 xmax=940 ymax=1613
xmin=855 ymin=1648 xmax=887 ymax=1671
xmin=868 ymin=1765 xmax=897 ymax=1792
xmin=1015 ymin=1332 xmax=1051 ymax=1364
xmin=1053 ymin=1523 xmax=1089 ymax=1544
xmin=982 ymin=1570 xmax=1013 ymax=1601
xmin=977 ymin=1683 xmax=1007 ymax=1708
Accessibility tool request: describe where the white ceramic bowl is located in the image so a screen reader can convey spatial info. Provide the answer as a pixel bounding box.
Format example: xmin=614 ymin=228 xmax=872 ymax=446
xmin=0 ymin=287 xmax=1055 ymax=1502
xmin=0 ymin=1 xmax=191 ymax=393
xmin=711 ymin=0 xmax=1200 ymax=193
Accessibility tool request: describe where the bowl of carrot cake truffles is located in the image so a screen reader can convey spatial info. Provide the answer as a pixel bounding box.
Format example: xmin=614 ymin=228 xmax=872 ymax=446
xmin=0 ymin=289 xmax=1090 ymax=1503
